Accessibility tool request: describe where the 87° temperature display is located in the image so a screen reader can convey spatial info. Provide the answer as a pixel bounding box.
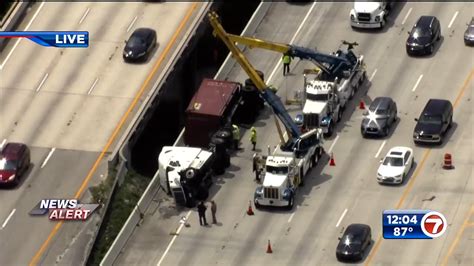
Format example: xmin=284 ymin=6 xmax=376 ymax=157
xmin=383 ymin=210 xmax=447 ymax=239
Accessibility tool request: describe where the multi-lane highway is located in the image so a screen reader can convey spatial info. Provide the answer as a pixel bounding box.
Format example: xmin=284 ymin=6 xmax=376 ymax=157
xmin=115 ymin=2 xmax=473 ymax=266
xmin=0 ymin=2 xmax=201 ymax=265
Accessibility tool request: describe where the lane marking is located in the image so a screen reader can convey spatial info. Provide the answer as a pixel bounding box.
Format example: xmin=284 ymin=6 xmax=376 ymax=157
xmin=327 ymin=134 xmax=339 ymax=154
xmin=126 ymin=16 xmax=138 ymax=33
xmin=374 ymin=140 xmax=386 ymax=158
xmin=0 ymin=139 xmax=6 ymax=148
xmin=79 ymin=7 xmax=91 ymax=25
xmin=365 ymin=68 xmax=474 ymax=265
xmin=29 ymin=3 xmax=199 ymax=265
xmin=369 ymin=69 xmax=377 ymax=82
xmin=411 ymin=74 xmax=423 ymax=92
xmin=267 ymin=1 xmax=317 ymax=82
xmin=441 ymin=205 xmax=474 ymax=266
xmin=288 ymin=209 xmax=296 ymax=223
xmin=335 ymin=208 xmax=348 ymax=227
xmin=0 ymin=1 xmax=45 ymax=70
xmin=1 ymin=209 xmax=16 ymax=229
xmin=453 ymin=68 xmax=474 ymax=108
xmin=448 ymin=11 xmax=459 ymax=28
xmin=401 ymin=7 xmax=412 ymax=25
xmin=157 ymin=211 xmax=192 ymax=266
xmin=36 ymin=73 xmax=49 ymax=92
xmin=40 ymin=148 xmax=56 ymax=169
xmin=88 ymin=77 xmax=99 ymax=95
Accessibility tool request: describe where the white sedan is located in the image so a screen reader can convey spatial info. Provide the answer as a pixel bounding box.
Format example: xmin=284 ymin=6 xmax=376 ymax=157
xmin=377 ymin=147 xmax=414 ymax=184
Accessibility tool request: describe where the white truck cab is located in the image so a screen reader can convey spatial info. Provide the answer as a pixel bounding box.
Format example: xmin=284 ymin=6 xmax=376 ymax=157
xmin=158 ymin=146 xmax=213 ymax=206
xmin=350 ymin=1 xmax=392 ymax=29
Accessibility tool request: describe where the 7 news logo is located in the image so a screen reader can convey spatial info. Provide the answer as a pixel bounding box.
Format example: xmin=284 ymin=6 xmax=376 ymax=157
xmin=0 ymin=31 xmax=89 ymax=48
xmin=29 ymin=199 xmax=99 ymax=221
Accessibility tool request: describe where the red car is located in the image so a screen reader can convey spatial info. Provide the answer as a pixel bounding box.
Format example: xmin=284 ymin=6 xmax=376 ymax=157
xmin=0 ymin=143 xmax=31 ymax=186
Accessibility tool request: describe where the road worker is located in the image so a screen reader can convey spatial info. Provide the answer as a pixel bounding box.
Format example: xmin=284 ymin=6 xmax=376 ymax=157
xmin=232 ymin=124 xmax=240 ymax=150
xmin=282 ymin=53 xmax=292 ymax=76
xmin=250 ymin=127 xmax=257 ymax=151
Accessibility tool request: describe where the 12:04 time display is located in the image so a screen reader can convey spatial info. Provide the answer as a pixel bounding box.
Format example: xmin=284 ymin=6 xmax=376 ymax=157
xmin=386 ymin=214 xmax=418 ymax=225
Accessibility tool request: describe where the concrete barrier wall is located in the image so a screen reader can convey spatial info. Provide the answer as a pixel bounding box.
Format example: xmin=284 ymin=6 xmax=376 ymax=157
xmin=100 ymin=2 xmax=271 ymax=265
xmin=0 ymin=2 xmax=30 ymax=51
xmin=100 ymin=3 xmax=212 ymax=265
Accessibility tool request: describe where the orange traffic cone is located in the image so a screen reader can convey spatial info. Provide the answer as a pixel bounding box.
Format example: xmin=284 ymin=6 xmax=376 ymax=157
xmin=266 ymin=240 xmax=273 ymax=254
xmin=359 ymin=100 xmax=365 ymax=109
xmin=443 ymin=153 xmax=454 ymax=169
xmin=329 ymin=153 xmax=336 ymax=166
xmin=247 ymin=200 xmax=254 ymax=216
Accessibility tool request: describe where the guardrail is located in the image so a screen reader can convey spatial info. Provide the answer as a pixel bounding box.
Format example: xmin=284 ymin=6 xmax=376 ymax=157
xmin=100 ymin=2 xmax=271 ymax=265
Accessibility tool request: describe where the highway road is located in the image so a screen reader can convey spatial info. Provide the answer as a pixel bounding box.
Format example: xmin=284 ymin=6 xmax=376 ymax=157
xmin=0 ymin=1 xmax=200 ymax=265
xmin=115 ymin=2 xmax=473 ymax=266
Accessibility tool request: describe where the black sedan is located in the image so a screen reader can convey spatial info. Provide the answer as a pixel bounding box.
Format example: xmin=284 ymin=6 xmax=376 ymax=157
xmin=464 ymin=17 xmax=474 ymax=45
xmin=123 ymin=28 xmax=157 ymax=62
xmin=361 ymin=97 xmax=397 ymax=137
xmin=336 ymin=224 xmax=372 ymax=262
xmin=406 ymin=16 xmax=441 ymax=56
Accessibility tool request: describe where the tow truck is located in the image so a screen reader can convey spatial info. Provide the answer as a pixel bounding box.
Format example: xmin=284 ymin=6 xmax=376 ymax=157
xmin=302 ymin=41 xmax=366 ymax=136
xmin=208 ymin=11 xmax=325 ymax=210
xmin=211 ymin=28 xmax=366 ymax=137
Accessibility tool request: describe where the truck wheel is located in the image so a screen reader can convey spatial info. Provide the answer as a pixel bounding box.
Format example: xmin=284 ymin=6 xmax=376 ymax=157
xmin=254 ymin=200 xmax=261 ymax=209
xmin=287 ymin=195 xmax=294 ymax=210
xmin=337 ymin=110 xmax=342 ymax=122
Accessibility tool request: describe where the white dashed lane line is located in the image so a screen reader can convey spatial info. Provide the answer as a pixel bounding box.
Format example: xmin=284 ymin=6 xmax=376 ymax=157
xmin=375 ymin=140 xmax=386 ymax=158
xmin=412 ymin=74 xmax=423 ymax=92
xmin=79 ymin=7 xmax=91 ymax=25
xmin=127 ymin=16 xmax=138 ymax=33
xmin=36 ymin=73 xmax=49 ymax=92
xmin=369 ymin=69 xmax=377 ymax=82
xmin=41 ymin=147 xmax=56 ymax=169
xmin=336 ymin=208 xmax=348 ymax=227
xmin=448 ymin=11 xmax=459 ymax=28
xmin=2 ymin=209 xmax=16 ymax=229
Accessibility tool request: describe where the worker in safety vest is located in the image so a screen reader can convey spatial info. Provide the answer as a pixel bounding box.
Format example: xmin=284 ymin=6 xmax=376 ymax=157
xmin=282 ymin=53 xmax=292 ymax=76
xmin=250 ymin=127 xmax=257 ymax=151
xmin=232 ymin=124 xmax=240 ymax=150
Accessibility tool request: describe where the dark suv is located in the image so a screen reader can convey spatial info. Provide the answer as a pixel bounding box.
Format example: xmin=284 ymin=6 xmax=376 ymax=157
xmin=413 ymin=99 xmax=453 ymax=145
xmin=406 ymin=16 xmax=441 ymax=55
xmin=361 ymin=97 xmax=398 ymax=137
xmin=0 ymin=143 xmax=31 ymax=186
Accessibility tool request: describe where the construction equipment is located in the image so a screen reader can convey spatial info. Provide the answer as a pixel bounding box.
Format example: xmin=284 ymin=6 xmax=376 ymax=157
xmin=208 ymin=11 xmax=324 ymax=210
xmin=208 ymin=19 xmax=366 ymax=137
xmin=302 ymin=45 xmax=366 ymax=137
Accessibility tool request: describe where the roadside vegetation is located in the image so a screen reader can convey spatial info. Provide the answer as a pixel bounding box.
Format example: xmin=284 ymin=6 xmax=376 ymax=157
xmin=87 ymin=169 xmax=151 ymax=265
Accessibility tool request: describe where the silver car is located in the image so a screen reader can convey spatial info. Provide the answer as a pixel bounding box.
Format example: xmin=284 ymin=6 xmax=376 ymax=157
xmin=465 ymin=17 xmax=474 ymax=45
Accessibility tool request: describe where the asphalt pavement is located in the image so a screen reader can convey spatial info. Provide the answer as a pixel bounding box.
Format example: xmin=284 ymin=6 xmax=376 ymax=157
xmin=0 ymin=2 xmax=199 ymax=265
xmin=113 ymin=2 xmax=473 ymax=266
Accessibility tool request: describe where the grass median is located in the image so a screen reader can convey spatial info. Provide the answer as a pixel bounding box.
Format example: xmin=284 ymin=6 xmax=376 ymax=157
xmin=87 ymin=169 xmax=151 ymax=265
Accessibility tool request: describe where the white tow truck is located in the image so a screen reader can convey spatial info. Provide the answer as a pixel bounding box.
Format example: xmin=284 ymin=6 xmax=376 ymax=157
xmin=253 ymin=129 xmax=324 ymax=210
xmin=350 ymin=1 xmax=392 ymax=29
xmin=302 ymin=48 xmax=366 ymax=136
xmin=158 ymin=146 xmax=214 ymax=207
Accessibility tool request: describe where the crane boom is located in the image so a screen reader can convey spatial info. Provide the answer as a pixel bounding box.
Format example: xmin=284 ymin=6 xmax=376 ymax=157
xmin=226 ymin=32 xmax=359 ymax=80
xmin=208 ymin=11 xmax=302 ymax=143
